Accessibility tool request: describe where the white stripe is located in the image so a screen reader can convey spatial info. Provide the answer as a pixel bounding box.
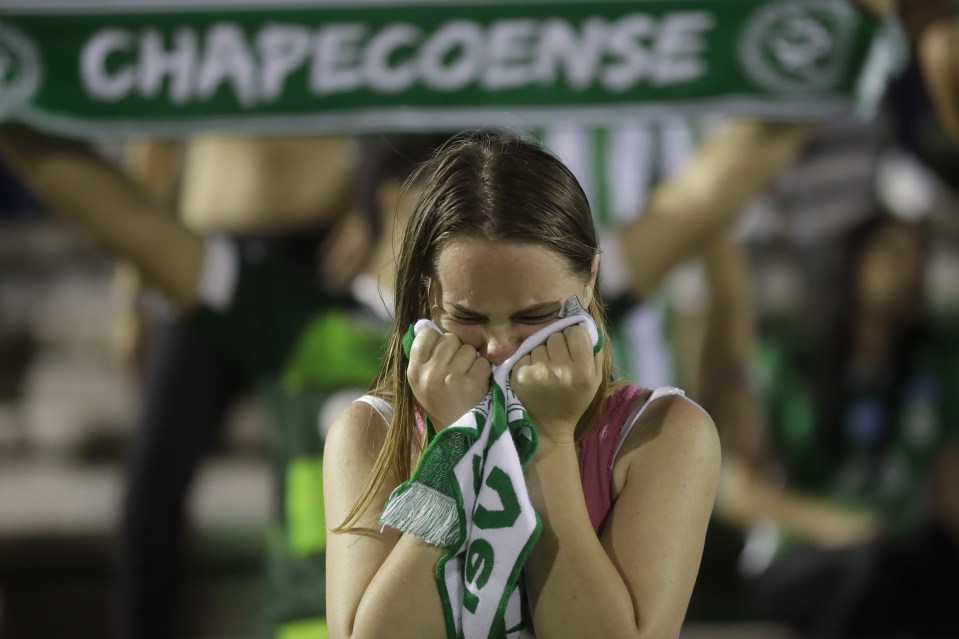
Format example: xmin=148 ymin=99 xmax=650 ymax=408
xmin=353 ymin=395 xmax=394 ymax=426
xmin=609 ymin=122 xmax=654 ymax=223
xmin=196 ymin=235 xmax=239 ymax=312
xmin=622 ymin=303 xmax=673 ymax=388
xmin=613 ymin=385 xmax=686 ymax=461
xmin=541 ymin=124 xmax=595 ymax=217
xmin=659 ymin=116 xmax=697 ymax=179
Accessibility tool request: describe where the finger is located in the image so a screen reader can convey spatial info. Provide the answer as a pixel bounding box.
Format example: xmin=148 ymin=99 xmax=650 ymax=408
xmin=510 ymin=354 xmax=532 ymax=385
xmin=450 ymin=343 xmax=480 ymax=373
xmin=592 ymin=348 xmax=604 ymax=377
xmin=545 ymin=331 xmax=572 ymax=364
xmin=563 ymin=325 xmax=594 ymax=363
xmin=529 ymin=343 xmax=550 ymax=366
xmin=429 ymin=332 xmax=465 ymax=365
xmin=408 ymin=327 xmax=442 ymax=364
xmin=513 ymin=353 xmax=532 ymax=370
xmin=468 ymin=355 xmax=493 ymax=381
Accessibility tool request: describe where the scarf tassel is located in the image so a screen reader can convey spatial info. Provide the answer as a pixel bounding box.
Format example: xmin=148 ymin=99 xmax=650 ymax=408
xmin=380 ymin=482 xmax=461 ymax=547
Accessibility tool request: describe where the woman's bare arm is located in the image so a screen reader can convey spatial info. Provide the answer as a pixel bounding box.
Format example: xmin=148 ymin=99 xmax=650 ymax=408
xmin=323 ymin=402 xmax=449 ymax=639
xmin=524 ymin=396 xmax=720 ymax=639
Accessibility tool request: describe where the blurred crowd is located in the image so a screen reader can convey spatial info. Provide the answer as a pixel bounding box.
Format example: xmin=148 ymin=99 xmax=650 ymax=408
xmin=1 ymin=3 xmax=958 ymax=639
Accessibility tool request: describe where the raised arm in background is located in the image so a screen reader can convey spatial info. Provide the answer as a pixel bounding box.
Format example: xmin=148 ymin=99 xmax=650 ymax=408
xmin=617 ymin=120 xmax=816 ymax=300
xmin=0 ymin=123 xmax=204 ymax=311
xmin=697 ymin=234 xmax=765 ymax=465
xmin=111 ymin=138 xmax=184 ymax=372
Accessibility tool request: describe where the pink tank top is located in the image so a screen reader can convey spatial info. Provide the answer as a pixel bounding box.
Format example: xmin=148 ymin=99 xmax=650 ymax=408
xmin=407 ymin=383 xmax=673 ymax=534
xmin=578 ymin=384 xmax=649 ymax=534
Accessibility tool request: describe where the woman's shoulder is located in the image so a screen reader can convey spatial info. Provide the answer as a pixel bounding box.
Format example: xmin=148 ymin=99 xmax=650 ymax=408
xmin=608 ymin=386 xmax=720 ymax=505
xmin=618 ymin=389 xmax=719 ymax=470
xmin=609 ymin=385 xmax=710 ymax=433
xmin=324 ymin=395 xmax=392 ymax=461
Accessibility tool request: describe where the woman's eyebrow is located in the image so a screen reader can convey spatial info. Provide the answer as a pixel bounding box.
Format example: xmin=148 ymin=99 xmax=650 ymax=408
xmin=445 ymin=303 xmax=484 ymax=317
xmin=444 ymin=301 xmax=561 ymax=317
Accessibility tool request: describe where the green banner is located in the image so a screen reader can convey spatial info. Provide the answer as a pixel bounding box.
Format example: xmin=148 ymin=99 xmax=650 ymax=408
xmin=0 ymin=0 xmax=901 ymax=138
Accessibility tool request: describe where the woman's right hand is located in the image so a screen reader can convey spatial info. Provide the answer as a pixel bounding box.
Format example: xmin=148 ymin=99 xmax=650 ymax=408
xmin=407 ymin=329 xmax=492 ymax=430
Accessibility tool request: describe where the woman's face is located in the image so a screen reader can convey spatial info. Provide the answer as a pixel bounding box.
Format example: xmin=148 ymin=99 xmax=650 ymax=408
xmin=855 ymin=222 xmax=925 ymax=322
xmin=429 ymin=237 xmax=596 ymax=366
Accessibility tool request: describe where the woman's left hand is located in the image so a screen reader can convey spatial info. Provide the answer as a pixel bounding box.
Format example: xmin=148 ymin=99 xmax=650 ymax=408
xmin=510 ymin=325 xmax=603 ymax=443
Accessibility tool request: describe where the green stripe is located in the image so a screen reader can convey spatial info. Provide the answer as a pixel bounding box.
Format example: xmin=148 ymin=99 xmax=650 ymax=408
xmin=591 ymin=126 xmax=612 ymax=228
xmin=609 ymin=322 xmax=633 ymax=381
xmin=286 ymin=457 xmax=326 ymax=556
xmin=277 ymin=617 xmax=328 ymax=639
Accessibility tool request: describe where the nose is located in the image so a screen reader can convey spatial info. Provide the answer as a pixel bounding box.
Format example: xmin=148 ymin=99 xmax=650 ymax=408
xmin=483 ymin=328 xmax=519 ymax=367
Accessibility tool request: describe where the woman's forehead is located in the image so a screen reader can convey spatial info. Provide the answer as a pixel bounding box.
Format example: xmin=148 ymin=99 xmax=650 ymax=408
xmin=432 ymin=238 xmax=581 ymax=304
xmin=436 ymin=238 xmax=568 ymax=273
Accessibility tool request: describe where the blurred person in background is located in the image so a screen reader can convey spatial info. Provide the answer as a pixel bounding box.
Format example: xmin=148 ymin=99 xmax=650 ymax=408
xmin=715 ymin=211 xmax=959 ymax=639
xmin=113 ymin=133 xmax=359 ymax=639
xmin=608 ymin=0 xmax=958 ymax=447
xmin=638 ymin=111 xmax=895 ymax=624
xmin=0 ymin=155 xmax=38 ymax=221
xmin=0 ymin=122 xmax=450 ymax=639
xmin=856 ymin=0 xmax=959 ymax=146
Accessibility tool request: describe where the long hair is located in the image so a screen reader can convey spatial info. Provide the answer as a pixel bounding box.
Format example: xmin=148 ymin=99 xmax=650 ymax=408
xmin=338 ymin=131 xmax=616 ymax=528
xmin=354 ymin=132 xmax=456 ymax=239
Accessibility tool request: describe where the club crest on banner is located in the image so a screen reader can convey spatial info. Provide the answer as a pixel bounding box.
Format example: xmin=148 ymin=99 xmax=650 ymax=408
xmin=738 ymin=0 xmax=858 ymax=94
xmin=0 ymin=21 xmax=41 ymax=112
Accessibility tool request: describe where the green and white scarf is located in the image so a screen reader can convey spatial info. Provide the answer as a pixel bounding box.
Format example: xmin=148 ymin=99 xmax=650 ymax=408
xmin=380 ymin=297 xmax=602 ymax=639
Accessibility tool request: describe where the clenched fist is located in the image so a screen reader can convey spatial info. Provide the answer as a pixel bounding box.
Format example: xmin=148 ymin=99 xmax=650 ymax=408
xmin=407 ymin=329 xmax=492 ymax=430
xmin=510 ymin=325 xmax=602 ymax=444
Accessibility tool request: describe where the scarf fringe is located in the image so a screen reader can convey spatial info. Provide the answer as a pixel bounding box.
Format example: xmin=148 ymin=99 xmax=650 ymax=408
xmin=380 ymin=482 xmax=460 ymax=547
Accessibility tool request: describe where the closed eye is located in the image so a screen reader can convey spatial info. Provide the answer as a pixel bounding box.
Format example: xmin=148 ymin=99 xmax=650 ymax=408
xmin=517 ymin=313 xmax=556 ymax=324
